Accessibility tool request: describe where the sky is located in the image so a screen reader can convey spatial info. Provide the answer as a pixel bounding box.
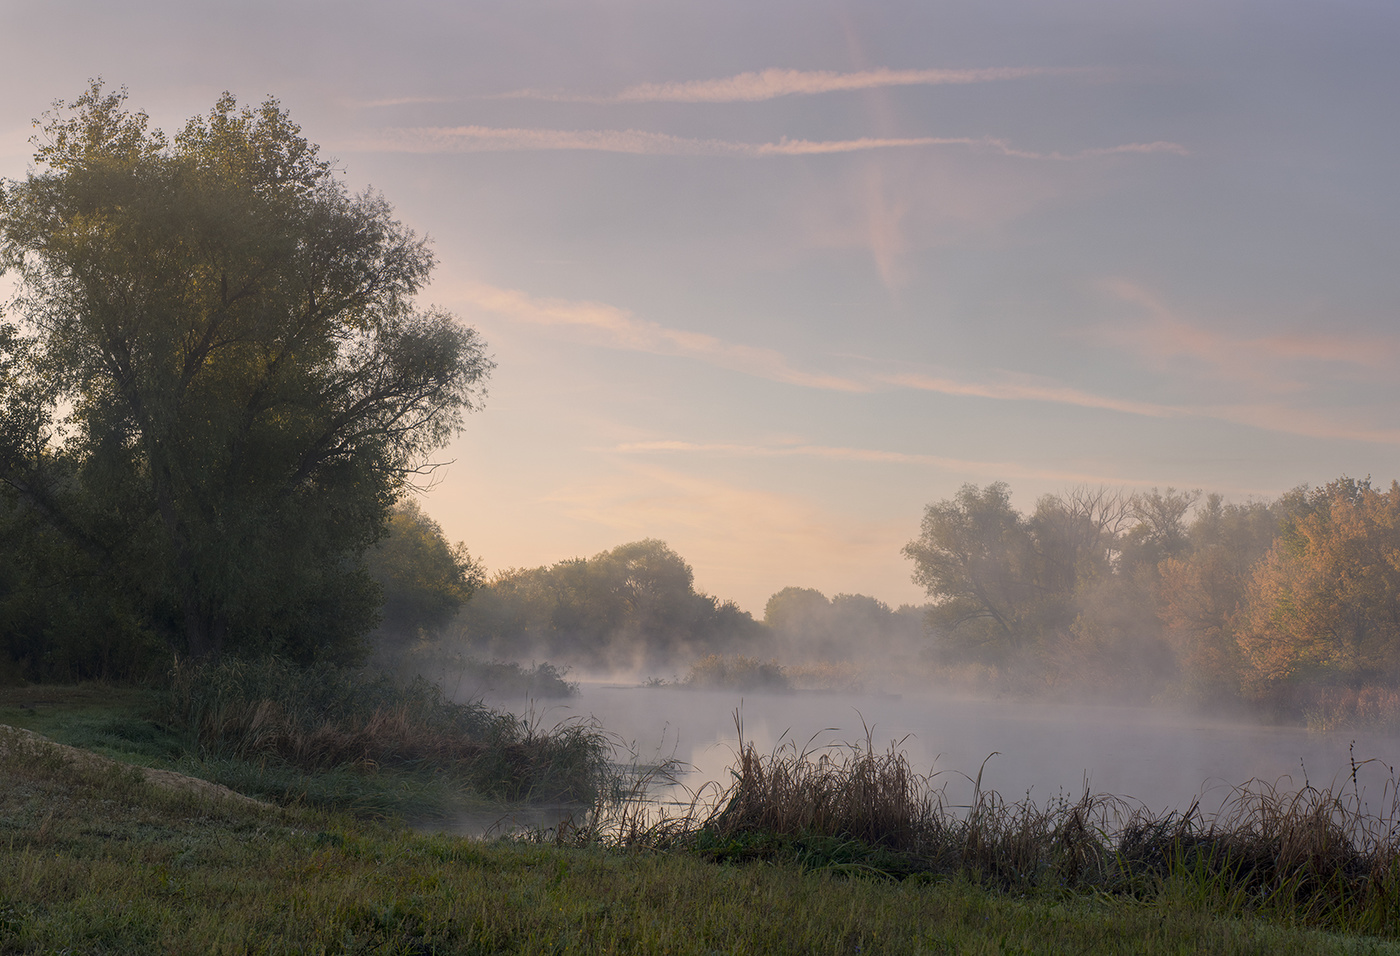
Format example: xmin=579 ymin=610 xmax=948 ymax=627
xmin=2 ymin=0 xmax=1399 ymax=614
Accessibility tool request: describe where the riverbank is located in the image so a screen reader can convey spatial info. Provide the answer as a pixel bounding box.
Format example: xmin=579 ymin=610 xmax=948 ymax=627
xmin=3 ymin=722 xmax=1397 ymax=955
xmin=4 ymin=685 xmax=1400 ymax=953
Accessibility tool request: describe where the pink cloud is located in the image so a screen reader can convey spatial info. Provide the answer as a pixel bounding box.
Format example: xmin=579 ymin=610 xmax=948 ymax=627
xmin=613 ymin=439 xmax=1162 ymax=487
xmin=883 ymin=371 xmax=1181 ymax=418
xmin=495 ymin=66 xmax=1096 ymax=104
xmin=351 ymin=126 xmax=1186 ymax=161
xmin=452 ymin=281 xmax=866 ymax=392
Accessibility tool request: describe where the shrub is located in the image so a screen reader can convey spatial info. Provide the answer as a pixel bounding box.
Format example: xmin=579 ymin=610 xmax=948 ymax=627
xmin=166 ymin=657 xmax=606 ymax=803
xmin=683 ymin=655 xmax=789 ymax=691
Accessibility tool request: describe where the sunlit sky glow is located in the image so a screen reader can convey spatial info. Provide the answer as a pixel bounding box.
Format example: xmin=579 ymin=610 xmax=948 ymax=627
xmin=3 ymin=1 xmax=1398 ymax=612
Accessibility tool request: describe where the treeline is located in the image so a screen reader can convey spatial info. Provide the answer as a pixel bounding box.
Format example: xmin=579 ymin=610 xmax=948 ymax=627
xmin=447 ymin=539 xmax=759 ymax=672
xmin=904 ymin=478 xmax=1400 ymax=715
xmin=442 ymin=540 xmax=923 ymax=675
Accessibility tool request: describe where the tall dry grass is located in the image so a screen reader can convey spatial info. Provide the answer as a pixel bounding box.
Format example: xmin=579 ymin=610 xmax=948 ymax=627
xmin=554 ymin=715 xmax=1400 ymax=934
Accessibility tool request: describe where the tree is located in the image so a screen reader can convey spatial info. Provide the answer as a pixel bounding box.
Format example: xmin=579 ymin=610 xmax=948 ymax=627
xmin=902 ymin=483 xmax=1043 ymax=659
xmin=452 ymin=540 xmax=764 ymax=670
xmin=1238 ymin=478 xmax=1400 ymax=696
xmin=1119 ymin=487 xmax=1200 ymax=574
xmin=763 ymin=587 xmax=830 ymax=635
xmin=0 ymin=83 xmax=492 ymax=663
xmin=1155 ymin=494 xmax=1282 ymax=701
xmin=365 ymin=499 xmax=484 ymax=650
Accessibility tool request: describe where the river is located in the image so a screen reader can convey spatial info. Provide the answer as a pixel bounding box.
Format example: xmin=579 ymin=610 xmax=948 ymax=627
xmin=436 ymin=682 xmax=1400 ymax=838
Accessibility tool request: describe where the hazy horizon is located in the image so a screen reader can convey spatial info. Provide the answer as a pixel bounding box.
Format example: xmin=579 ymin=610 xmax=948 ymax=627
xmin=4 ymin=1 xmax=1398 ymax=614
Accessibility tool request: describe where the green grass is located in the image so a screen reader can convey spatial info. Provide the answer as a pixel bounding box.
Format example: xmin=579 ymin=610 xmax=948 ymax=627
xmin=3 ymin=725 xmax=1399 ymax=955
xmin=6 ymin=683 xmax=1400 ymax=953
xmin=0 ymin=675 xmax=604 ymax=822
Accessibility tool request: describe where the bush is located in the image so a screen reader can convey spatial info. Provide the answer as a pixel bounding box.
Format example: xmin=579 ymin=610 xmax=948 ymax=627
xmin=682 ymin=655 xmax=789 ymax=691
xmin=166 ymin=657 xmax=606 ymax=803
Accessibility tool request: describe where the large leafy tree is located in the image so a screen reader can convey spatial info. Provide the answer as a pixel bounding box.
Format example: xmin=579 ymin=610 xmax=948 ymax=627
xmin=0 ymin=83 xmax=491 ymax=664
xmin=904 ymin=483 xmax=1168 ymax=674
xmin=1238 ymin=478 xmax=1400 ymax=696
xmin=902 ymin=482 xmax=1048 ymax=659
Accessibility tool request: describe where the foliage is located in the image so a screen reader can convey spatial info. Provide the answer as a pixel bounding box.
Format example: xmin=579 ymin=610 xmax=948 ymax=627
xmin=763 ymin=586 xmax=925 ymax=665
xmin=396 ymin=644 xmax=579 ymax=699
xmin=453 ymin=539 xmax=767 ymax=671
xmin=1239 ymin=478 xmax=1400 ymax=703
xmin=166 ymin=657 xmax=606 ymax=804
xmin=10 ymin=755 xmax=1395 ymax=956
xmin=0 ymin=82 xmax=491 ymax=667
xmin=563 ymin=723 xmax=1400 ymax=940
xmin=902 ymin=479 xmax=1400 ymax=713
xmin=903 ymin=483 xmax=1160 ymax=678
xmin=365 ymin=498 xmax=485 ymax=652
xmin=1157 ymin=494 xmax=1284 ymax=702
xmin=682 ymin=654 xmax=790 ymax=691
xmin=8 ymin=697 xmax=1400 ymax=951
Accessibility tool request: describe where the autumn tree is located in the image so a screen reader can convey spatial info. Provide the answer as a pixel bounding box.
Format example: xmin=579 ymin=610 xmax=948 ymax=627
xmin=0 ymin=83 xmax=491 ymax=664
xmin=1154 ymin=494 xmax=1284 ymax=701
xmin=1238 ymin=478 xmax=1400 ymax=698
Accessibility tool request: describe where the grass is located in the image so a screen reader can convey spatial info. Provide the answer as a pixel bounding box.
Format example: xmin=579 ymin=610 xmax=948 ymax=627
xmin=167 ymin=657 xmax=608 ymax=808
xmin=658 ymin=656 xmax=871 ymax=693
xmin=559 ymin=720 xmax=1400 ymax=941
xmin=4 ymin=724 xmax=1400 ymax=954
xmin=1304 ymin=686 xmax=1400 ymax=733
xmin=7 ymin=682 xmax=1400 ymax=952
xmin=678 ymin=654 xmax=790 ymax=691
xmin=1 ymin=666 xmax=609 ymax=822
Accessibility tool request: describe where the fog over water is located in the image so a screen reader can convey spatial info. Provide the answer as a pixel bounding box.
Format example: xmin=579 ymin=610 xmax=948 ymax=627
xmin=443 ymin=683 xmax=1400 ymax=837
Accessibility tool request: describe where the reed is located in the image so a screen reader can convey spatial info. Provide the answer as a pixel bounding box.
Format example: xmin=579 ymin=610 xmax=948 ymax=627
xmin=550 ymin=716 xmax=1400 ymax=935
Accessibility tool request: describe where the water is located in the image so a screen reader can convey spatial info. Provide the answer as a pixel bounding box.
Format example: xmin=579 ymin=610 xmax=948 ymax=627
xmin=437 ymin=682 xmax=1400 ymax=837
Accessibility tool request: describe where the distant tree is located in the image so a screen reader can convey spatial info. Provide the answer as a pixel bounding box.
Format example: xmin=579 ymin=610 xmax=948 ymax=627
xmin=760 ymin=586 xmax=925 ymax=665
xmin=903 ymin=483 xmax=1039 ymax=659
xmin=1119 ymin=488 xmax=1200 ymax=575
xmin=365 ymin=499 xmax=484 ymax=650
xmin=905 ymin=483 xmax=1198 ymax=692
xmin=452 ymin=540 xmax=764 ymax=670
xmin=1238 ymin=478 xmax=1400 ymax=697
xmin=0 ymin=83 xmax=491 ymax=664
xmin=1156 ymin=494 xmax=1283 ymax=701
xmin=763 ymin=587 xmax=831 ymax=636
xmin=1029 ymin=485 xmax=1132 ymax=593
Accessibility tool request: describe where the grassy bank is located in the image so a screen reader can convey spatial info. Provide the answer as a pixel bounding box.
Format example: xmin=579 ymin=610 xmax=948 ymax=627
xmin=3 ymin=723 xmax=1398 ymax=955
xmin=1 ymin=667 xmax=606 ymax=822
xmin=7 ymin=683 xmax=1400 ymax=953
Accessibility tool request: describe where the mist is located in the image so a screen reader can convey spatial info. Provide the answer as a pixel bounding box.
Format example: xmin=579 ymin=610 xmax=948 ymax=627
xmin=468 ymin=683 xmax=1398 ymax=824
xmin=378 ymin=476 xmax=1400 ymax=837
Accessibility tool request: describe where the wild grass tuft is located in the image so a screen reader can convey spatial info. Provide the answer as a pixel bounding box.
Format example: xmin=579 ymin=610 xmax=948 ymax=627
xmin=544 ymin=714 xmax=1400 ymax=937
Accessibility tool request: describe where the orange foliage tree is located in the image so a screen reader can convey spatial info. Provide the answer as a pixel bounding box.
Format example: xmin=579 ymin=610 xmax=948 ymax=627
xmin=1238 ymin=478 xmax=1400 ymax=699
